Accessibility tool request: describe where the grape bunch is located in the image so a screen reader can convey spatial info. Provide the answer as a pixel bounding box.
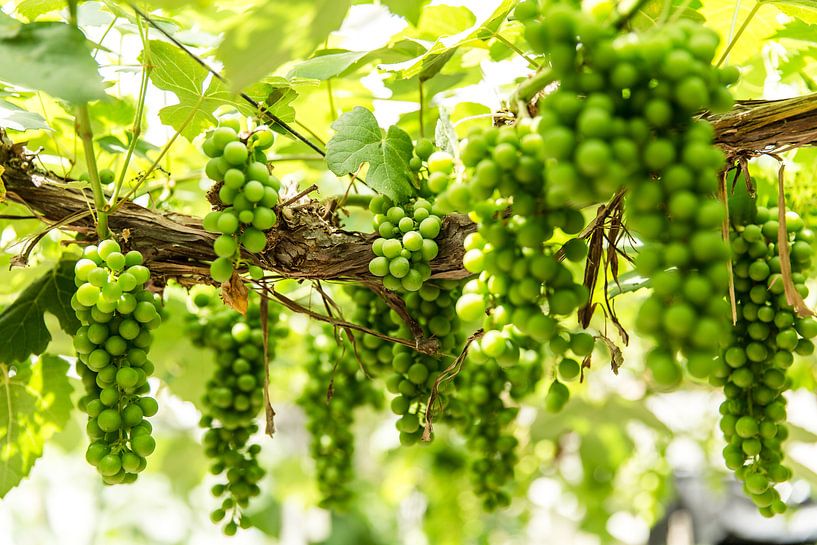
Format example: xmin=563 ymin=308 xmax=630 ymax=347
xmin=447 ymin=356 xmax=519 ymax=509
xmin=201 ymin=118 xmax=280 ymax=283
xmin=717 ymin=206 xmax=817 ymax=515
xmin=512 ymin=1 xmax=739 ymax=377
xmin=185 ymin=292 xmax=280 ymax=534
xmin=368 ymin=195 xmax=442 ymax=292
xmin=298 ymin=329 xmax=381 ymax=507
xmin=387 ymin=281 xmax=463 ymax=445
xmin=343 ymin=285 xmax=397 ymax=376
xmin=71 ymin=239 xmax=161 ymax=484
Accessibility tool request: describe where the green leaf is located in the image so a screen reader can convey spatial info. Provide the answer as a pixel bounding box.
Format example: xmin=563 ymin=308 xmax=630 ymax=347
xmin=326 ymin=107 xmax=415 ymax=202
xmin=381 ymin=0 xmax=516 ymax=81
xmin=218 ymin=0 xmax=350 ymax=90
xmin=0 ymin=260 xmax=80 ymax=363
xmin=0 ymin=354 xmax=73 ymax=498
xmin=15 ymin=0 xmax=64 ymax=21
xmin=147 ymin=40 xmax=235 ymax=140
xmin=0 ymin=14 xmax=105 ymax=103
xmin=382 ymin=0 xmax=430 ymax=25
xmin=287 ymin=50 xmax=368 ymax=81
xmin=764 ymin=0 xmax=817 ymax=25
xmin=0 ymin=99 xmax=50 ymax=131
xmin=607 ymin=269 xmax=650 ymax=298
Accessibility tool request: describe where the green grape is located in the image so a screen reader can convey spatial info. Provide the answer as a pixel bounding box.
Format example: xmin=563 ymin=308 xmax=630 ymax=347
xmin=185 ymin=294 xmax=281 ymax=533
xmin=717 ymin=205 xmax=814 ymax=514
xmin=297 ymin=329 xmax=380 ymax=507
xmin=200 ymin=116 xmax=280 ymax=283
xmin=72 ymin=243 xmax=160 ymax=485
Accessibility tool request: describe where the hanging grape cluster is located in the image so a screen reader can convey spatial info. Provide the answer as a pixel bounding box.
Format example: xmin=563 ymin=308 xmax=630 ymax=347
xmin=298 ymin=329 xmax=381 ymax=507
xmin=343 ymin=285 xmax=398 ymax=376
xmin=185 ymin=292 xmax=280 ymax=534
xmin=385 ymin=281 xmax=463 ymax=445
xmin=72 ymin=240 xmax=161 ymax=484
xmin=718 ymin=205 xmax=817 ymax=515
xmin=201 ymin=118 xmax=280 ymax=283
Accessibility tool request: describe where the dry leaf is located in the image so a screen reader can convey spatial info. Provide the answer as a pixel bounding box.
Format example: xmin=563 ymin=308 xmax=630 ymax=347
xmin=221 ymin=272 xmax=248 ymax=314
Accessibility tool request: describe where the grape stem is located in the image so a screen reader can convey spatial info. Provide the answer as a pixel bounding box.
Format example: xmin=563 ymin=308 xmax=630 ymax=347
xmin=69 ymin=6 xmax=108 ymax=239
xmin=110 ymin=18 xmax=152 ymax=206
xmin=126 ymin=2 xmax=326 ymax=157
xmin=716 ymin=1 xmax=761 ymax=68
xmin=511 ymin=68 xmax=554 ymax=110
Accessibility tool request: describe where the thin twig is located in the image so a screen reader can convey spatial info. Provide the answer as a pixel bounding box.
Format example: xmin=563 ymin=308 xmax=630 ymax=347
xmin=281 ymin=184 xmax=318 ymax=207
xmin=422 ymin=329 xmax=484 ymax=442
xmin=127 ymin=2 xmax=326 ymax=157
xmin=259 ymin=296 xmax=276 ymax=437
xmin=263 ymin=289 xmax=440 ymax=355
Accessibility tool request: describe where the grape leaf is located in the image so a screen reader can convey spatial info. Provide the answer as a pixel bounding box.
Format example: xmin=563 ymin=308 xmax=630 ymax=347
xmin=14 ymin=0 xmax=64 ymax=21
xmin=287 ymin=50 xmax=369 ymax=81
xmin=765 ymin=0 xmax=817 ymax=25
xmin=326 ymin=107 xmax=415 ymax=202
xmin=0 ymin=13 xmax=105 ymax=103
xmin=0 ymin=354 xmax=73 ymax=498
xmin=0 ymin=260 xmax=80 ymax=364
xmin=146 ymin=40 xmax=237 ymax=141
xmin=380 ymin=0 xmax=516 ymax=81
xmin=218 ymin=0 xmax=350 ymax=91
xmin=0 ymin=99 xmax=50 ymax=131
xmin=382 ymin=0 xmax=430 ymax=25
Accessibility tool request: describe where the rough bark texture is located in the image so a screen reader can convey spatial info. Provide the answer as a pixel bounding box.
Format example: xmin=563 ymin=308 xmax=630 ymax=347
xmin=0 ymin=137 xmax=474 ymax=283
xmin=0 ymin=93 xmax=815 ymax=283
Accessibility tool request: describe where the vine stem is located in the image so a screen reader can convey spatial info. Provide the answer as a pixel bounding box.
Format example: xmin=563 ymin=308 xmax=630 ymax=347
xmin=716 ymin=1 xmax=761 ymax=68
xmin=511 ymin=68 xmax=555 ymax=109
xmin=419 ymin=80 xmax=425 ymax=138
xmin=491 ymin=32 xmax=539 ymax=69
xmin=110 ymin=94 xmax=205 ymax=214
xmin=111 ymin=16 xmax=151 ymax=205
xmin=126 ymin=1 xmax=326 ymax=157
xmin=69 ymin=1 xmax=107 ymax=239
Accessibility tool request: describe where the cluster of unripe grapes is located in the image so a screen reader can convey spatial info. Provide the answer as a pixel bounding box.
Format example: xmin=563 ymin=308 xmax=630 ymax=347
xmin=717 ymin=206 xmax=816 ymax=515
xmin=71 ymin=240 xmax=160 ymax=484
xmin=386 ymin=281 xmax=462 ymax=445
xmin=511 ymin=1 xmax=738 ymax=377
xmin=437 ymin=117 xmax=593 ymax=393
xmin=201 ymin=118 xmax=280 ymax=283
xmin=298 ymin=330 xmax=381 ymax=507
xmin=368 ymin=195 xmax=443 ymax=292
xmin=343 ymin=286 xmax=397 ymax=376
xmin=185 ymin=291 xmax=280 ymax=534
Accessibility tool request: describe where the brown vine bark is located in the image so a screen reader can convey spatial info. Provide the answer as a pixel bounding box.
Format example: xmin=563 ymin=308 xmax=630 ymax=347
xmin=1 ymin=93 xmax=815 ymax=284
xmin=0 ymin=136 xmax=474 ymax=284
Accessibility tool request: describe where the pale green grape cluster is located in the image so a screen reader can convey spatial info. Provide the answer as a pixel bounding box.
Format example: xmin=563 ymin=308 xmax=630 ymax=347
xmin=512 ymin=0 xmax=740 ymax=379
xmin=386 ymin=281 xmax=462 ymax=445
xmin=368 ymin=195 xmax=442 ymax=292
xmin=717 ymin=206 xmax=817 ymax=515
xmin=344 ymin=285 xmax=398 ymax=375
xmin=298 ymin=329 xmax=381 ymax=507
xmin=201 ymin=118 xmax=280 ymax=283
xmin=185 ymin=292 xmax=281 ymax=534
xmin=72 ymin=239 xmax=161 ymax=484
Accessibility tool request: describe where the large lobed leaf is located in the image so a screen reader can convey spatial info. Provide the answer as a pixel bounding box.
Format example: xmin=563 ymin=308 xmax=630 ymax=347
xmin=326 ymin=107 xmax=415 ymax=202
xmin=0 ymin=354 xmax=74 ymax=498
xmin=217 ymin=0 xmax=350 ymax=91
xmin=0 ymin=13 xmax=105 ymax=103
xmin=0 ymin=260 xmax=80 ymax=364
